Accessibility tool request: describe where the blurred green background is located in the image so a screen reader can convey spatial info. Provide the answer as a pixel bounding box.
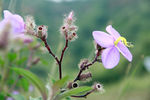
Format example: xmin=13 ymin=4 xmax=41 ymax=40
xmin=1 ymin=0 xmax=150 ymax=100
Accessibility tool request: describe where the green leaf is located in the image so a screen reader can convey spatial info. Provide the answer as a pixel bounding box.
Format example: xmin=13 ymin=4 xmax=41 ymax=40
xmin=7 ymin=52 xmax=17 ymax=62
xmin=17 ymin=57 xmax=27 ymax=65
xmin=29 ymin=96 xmax=43 ymax=100
xmin=0 ymin=57 xmax=5 ymax=67
xmin=53 ymin=76 xmax=69 ymax=92
xmin=18 ymin=78 xmax=29 ymax=91
xmin=53 ymin=76 xmax=69 ymax=87
xmin=0 ymin=92 xmax=5 ymax=100
xmin=65 ymin=97 xmax=71 ymax=100
xmin=57 ymin=86 xmax=92 ymax=100
xmin=51 ymin=76 xmax=69 ymax=100
xmin=11 ymin=67 xmax=47 ymax=100
xmin=11 ymin=94 xmax=25 ymax=100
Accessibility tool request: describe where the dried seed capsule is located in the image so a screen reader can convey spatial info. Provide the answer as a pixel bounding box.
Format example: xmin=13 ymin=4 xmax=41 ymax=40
xmin=37 ymin=25 xmax=48 ymax=39
xmin=25 ymin=15 xmax=36 ymax=32
xmin=68 ymin=32 xmax=78 ymax=41
xmin=92 ymin=83 xmax=105 ymax=93
xmin=78 ymin=59 xmax=89 ymax=69
xmin=79 ymin=72 xmax=92 ymax=81
xmin=67 ymin=82 xmax=79 ymax=89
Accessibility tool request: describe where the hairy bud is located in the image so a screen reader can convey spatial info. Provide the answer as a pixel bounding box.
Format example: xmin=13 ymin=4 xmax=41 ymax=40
xmin=79 ymin=72 xmax=92 ymax=81
xmin=25 ymin=16 xmax=36 ymax=32
xmin=66 ymin=11 xmax=74 ymax=25
xmin=68 ymin=32 xmax=78 ymax=41
xmin=60 ymin=11 xmax=78 ymax=41
xmin=78 ymin=59 xmax=89 ymax=69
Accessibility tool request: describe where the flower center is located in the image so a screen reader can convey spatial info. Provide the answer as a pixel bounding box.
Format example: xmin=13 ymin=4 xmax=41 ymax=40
xmin=114 ymin=37 xmax=133 ymax=47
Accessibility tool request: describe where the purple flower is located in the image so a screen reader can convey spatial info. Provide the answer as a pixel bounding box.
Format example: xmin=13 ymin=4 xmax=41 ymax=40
xmin=92 ymin=25 xmax=132 ymax=69
xmin=6 ymin=97 xmax=14 ymax=100
xmin=29 ymin=85 xmax=34 ymax=92
xmin=0 ymin=10 xmax=32 ymax=43
xmin=0 ymin=10 xmax=25 ymax=34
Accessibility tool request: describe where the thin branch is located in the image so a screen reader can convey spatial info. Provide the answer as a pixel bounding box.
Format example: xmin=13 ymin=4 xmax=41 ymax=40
xmin=60 ymin=35 xmax=68 ymax=63
xmin=41 ymin=37 xmax=60 ymax=65
xmin=41 ymin=37 xmax=65 ymax=79
xmin=74 ymin=50 xmax=101 ymax=82
xmin=59 ymin=35 xmax=68 ymax=79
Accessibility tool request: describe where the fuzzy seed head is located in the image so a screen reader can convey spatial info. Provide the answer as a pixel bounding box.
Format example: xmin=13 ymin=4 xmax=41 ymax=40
xmin=79 ymin=72 xmax=92 ymax=81
xmin=60 ymin=11 xmax=78 ymax=41
xmin=25 ymin=16 xmax=36 ymax=31
xmin=78 ymin=59 xmax=89 ymax=69
xmin=68 ymin=32 xmax=78 ymax=41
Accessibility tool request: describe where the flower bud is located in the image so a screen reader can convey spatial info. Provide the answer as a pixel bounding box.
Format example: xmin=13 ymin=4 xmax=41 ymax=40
xmin=37 ymin=25 xmax=48 ymax=39
xmin=68 ymin=25 xmax=78 ymax=32
xmin=79 ymin=72 xmax=92 ymax=81
xmin=60 ymin=11 xmax=78 ymax=40
xmin=78 ymin=59 xmax=89 ymax=69
xmin=66 ymin=11 xmax=74 ymax=25
xmin=68 ymin=32 xmax=78 ymax=41
xmin=25 ymin=15 xmax=36 ymax=32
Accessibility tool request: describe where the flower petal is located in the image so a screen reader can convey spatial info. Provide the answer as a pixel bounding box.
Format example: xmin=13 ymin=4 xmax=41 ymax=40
xmin=117 ymin=42 xmax=132 ymax=62
xmin=3 ymin=10 xmax=25 ymax=34
xmin=102 ymin=46 xmax=120 ymax=69
xmin=106 ymin=25 xmax=121 ymax=39
xmin=4 ymin=10 xmax=13 ymax=19
xmin=92 ymin=31 xmax=114 ymax=48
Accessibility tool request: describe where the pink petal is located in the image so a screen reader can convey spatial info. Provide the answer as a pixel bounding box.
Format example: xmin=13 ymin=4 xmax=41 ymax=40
xmin=102 ymin=47 xmax=120 ymax=69
xmin=106 ymin=25 xmax=121 ymax=39
xmin=3 ymin=10 xmax=25 ymax=34
xmin=117 ymin=42 xmax=132 ymax=62
xmin=4 ymin=10 xmax=13 ymax=19
xmin=92 ymin=31 xmax=114 ymax=48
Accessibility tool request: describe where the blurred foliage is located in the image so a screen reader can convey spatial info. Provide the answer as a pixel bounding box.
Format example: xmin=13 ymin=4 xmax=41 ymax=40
xmin=1 ymin=0 xmax=150 ymax=99
xmin=2 ymin=0 xmax=150 ymax=83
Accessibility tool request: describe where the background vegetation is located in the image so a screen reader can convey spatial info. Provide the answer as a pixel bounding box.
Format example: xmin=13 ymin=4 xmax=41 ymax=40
xmin=1 ymin=0 xmax=150 ymax=100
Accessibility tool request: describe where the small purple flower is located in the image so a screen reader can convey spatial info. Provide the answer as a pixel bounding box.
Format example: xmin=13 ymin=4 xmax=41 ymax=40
xmin=6 ymin=97 xmax=14 ymax=100
xmin=0 ymin=10 xmax=25 ymax=34
xmin=0 ymin=10 xmax=33 ymax=43
xmin=29 ymin=85 xmax=34 ymax=92
xmin=92 ymin=25 xmax=132 ymax=69
xmin=12 ymin=90 xmax=19 ymax=95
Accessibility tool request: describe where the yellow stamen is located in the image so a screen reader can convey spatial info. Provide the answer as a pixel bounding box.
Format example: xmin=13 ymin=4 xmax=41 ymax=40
xmin=114 ymin=37 xmax=133 ymax=47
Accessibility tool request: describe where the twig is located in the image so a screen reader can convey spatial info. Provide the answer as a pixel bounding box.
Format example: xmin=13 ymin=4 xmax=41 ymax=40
xmin=41 ymin=37 xmax=59 ymax=64
xmin=41 ymin=37 xmax=64 ymax=79
xmin=59 ymin=35 xmax=68 ymax=79
xmin=60 ymin=35 xmax=68 ymax=63
xmin=74 ymin=50 xmax=101 ymax=82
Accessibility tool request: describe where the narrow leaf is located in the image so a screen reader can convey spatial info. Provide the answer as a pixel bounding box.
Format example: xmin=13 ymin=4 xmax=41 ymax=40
xmin=11 ymin=67 xmax=47 ymax=100
xmin=56 ymin=86 xmax=92 ymax=99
